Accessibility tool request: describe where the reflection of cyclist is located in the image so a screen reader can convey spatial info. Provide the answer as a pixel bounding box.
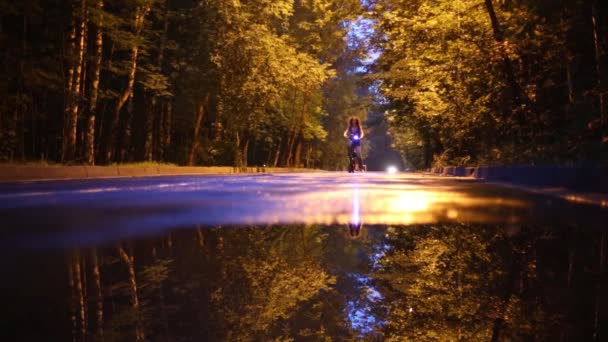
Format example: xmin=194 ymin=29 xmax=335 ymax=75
xmin=347 ymin=223 xmax=363 ymax=238
xmin=343 ymin=117 xmax=364 ymax=172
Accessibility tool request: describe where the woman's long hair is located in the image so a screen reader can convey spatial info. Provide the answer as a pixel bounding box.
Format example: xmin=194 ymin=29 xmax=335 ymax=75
xmin=348 ymin=116 xmax=362 ymax=132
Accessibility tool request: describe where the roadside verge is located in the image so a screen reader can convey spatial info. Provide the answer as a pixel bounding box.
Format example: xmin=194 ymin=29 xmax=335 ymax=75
xmin=0 ymin=165 xmax=320 ymax=182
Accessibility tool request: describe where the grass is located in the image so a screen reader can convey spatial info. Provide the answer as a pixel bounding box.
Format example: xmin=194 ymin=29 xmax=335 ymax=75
xmin=1 ymin=161 xmax=177 ymax=167
xmin=110 ymin=162 xmax=177 ymax=167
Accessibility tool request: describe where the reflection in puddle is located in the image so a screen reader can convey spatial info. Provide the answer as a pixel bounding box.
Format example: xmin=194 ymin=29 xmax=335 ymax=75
xmin=345 ymin=241 xmax=391 ymax=337
xmin=1 ymin=174 xmax=608 ymax=340
xmin=4 ymin=223 xmax=608 ymax=341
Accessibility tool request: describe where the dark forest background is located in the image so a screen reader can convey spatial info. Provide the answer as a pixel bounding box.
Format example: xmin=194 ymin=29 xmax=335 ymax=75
xmin=0 ymin=0 xmax=607 ymax=169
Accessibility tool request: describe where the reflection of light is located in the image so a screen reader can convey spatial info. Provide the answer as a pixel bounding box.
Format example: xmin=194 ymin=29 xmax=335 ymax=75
xmin=386 ymin=166 xmax=398 ymax=174
xmin=389 ymin=191 xmax=433 ymax=212
xmin=352 ymin=187 xmax=360 ymax=225
xmin=447 ymin=209 xmax=459 ymax=219
xmin=346 ymin=273 xmax=386 ymax=337
xmin=347 ymin=299 xmax=377 ymax=335
xmin=563 ymin=195 xmax=608 ymax=208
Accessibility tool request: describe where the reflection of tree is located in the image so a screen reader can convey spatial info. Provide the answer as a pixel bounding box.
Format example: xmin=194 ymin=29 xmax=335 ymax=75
xmin=62 ymin=225 xmax=343 ymax=341
xmin=207 ymin=225 xmax=337 ymax=340
xmin=68 ymin=252 xmax=87 ymax=341
xmin=34 ymin=223 xmax=608 ymax=340
xmin=90 ymin=248 xmax=103 ymax=340
xmin=115 ymin=244 xmax=145 ymax=341
xmin=377 ymin=224 xmax=501 ymax=340
xmin=375 ymin=223 xmax=608 ymax=341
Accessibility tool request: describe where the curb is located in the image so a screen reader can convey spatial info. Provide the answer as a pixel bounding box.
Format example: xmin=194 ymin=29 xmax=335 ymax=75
xmin=0 ymin=165 xmax=320 ymax=183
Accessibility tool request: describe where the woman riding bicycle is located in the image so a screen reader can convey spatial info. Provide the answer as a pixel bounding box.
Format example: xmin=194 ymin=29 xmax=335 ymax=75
xmin=343 ymin=117 xmax=364 ymax=172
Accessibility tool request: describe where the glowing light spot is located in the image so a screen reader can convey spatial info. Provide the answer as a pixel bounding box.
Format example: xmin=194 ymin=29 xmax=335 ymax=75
xmin=387 ymin=166 xmax=398 ymax=174
xmin=447 ymin=209 xmax=459 ymax=219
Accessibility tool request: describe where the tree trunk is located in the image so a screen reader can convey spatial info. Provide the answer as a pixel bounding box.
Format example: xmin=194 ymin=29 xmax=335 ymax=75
xmin=120 ymin=94 xmax=134 ymax=162
xmin=156 ymin=99 xmax=164 ymax=160
xmin=144 ymin=0 xmax=170 ymax=161
xmin=118 ymin=245 xmax=145 ymax=342
xmin=144 ymin=96 xmax=156 ymax=161
xmin=62 ymin=0 xmax=87 ymax=163
xmin=483 ymin=0 xmax=531 ymax=110
xmin=188 ymin=96 xmax=207 ymax=166
xmin=284 ymin=127 xmax=297 ymax=167
xmin=272 ymin=137 xmax=282 ymax=167
xmin=305 ymin=144 xmax=312 ymax=168
xmin=105 ymin=3 xmax=151 ymax=163
xmin=241 ymin=137 xmax=249 ymax=167
xmin=592 ymin=1 xmax=606 ymax=137
xmin=91 ymin=248 xmax=104 ymax=341
xmin=234 ymin=131 xmax=241 ymax=167
xmin=566 ymin=54 xmax=575 ymax=107
xmin=294 ymin=138 xmax=302 ymax=168
xmin=163 ymin=101 xmax=172 ymax=161
xmin=213 ymin=77 xmax=226 ymax=142
xmin=86 ymin=0 xmax=104 ymax=165
xmin=64 ymin=13 xmax=77 ymax=124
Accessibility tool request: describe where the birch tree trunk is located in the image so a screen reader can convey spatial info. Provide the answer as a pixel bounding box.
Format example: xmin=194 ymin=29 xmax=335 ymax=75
xmin=62 ymin=0 xmax=87 ymax=163
xmin=86 ymin=0 xmax=104 ymax=165
xmin=188 ymin=96 xmax=207 ymax=166
xmin=272 ymin=137 xmax=282 ymax=167
xmin=105 ymin=2 xmax=151 ymax=163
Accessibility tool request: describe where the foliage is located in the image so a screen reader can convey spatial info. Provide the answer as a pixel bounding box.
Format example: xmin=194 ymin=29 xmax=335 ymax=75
xmin=373 ymin=0 xmax=608 ymax=169
xmin=0 ymin=0 xmax=366 ymax=167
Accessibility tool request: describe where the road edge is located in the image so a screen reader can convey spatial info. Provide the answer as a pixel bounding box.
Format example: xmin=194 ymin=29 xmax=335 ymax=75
xmin=428 ymin=166 xmax=608 ymax=207
xmin=0 ymin=165 xmax=323 ymax=183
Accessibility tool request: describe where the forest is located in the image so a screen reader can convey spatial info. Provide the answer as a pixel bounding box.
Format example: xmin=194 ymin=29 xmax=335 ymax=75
xmin=0 ymin=0 xmax=607 ymax=169
xmin=374 ymin=0 xmax=608 ymax=168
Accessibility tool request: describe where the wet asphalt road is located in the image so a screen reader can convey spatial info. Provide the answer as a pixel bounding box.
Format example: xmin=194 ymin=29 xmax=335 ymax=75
xmin=1 ymin=172 xmax=607 ymax=251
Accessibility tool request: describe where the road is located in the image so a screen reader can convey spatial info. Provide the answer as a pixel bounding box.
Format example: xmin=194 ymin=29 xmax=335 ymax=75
xmin=1 ymin=172 xmax=607 ymax=251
